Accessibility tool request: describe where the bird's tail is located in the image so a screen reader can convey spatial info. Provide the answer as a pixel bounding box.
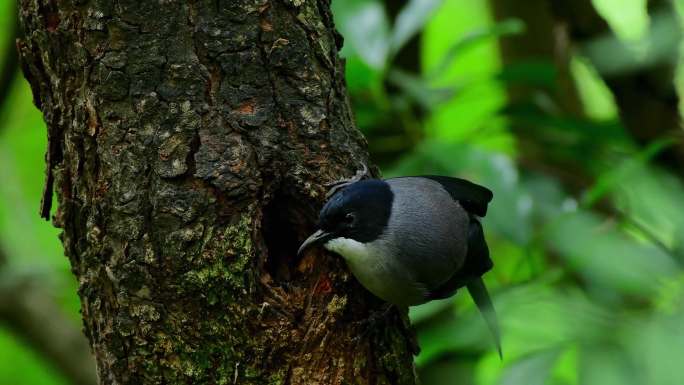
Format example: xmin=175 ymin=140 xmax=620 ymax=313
xmin=467 ymin=277 xmax=502 ymax=359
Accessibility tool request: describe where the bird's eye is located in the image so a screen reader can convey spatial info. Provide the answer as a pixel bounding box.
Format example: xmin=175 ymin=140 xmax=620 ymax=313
xmin=343 ymin=213 xmax=355 ymax=224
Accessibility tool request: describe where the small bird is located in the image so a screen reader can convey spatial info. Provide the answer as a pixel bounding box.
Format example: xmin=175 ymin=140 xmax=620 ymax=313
xmin=298 ymin=171 xmax=502 ymax=356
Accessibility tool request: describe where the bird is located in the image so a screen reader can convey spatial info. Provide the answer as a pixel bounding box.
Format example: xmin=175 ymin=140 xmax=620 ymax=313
xmin=298 ymin=171 xmax=502 ymax=357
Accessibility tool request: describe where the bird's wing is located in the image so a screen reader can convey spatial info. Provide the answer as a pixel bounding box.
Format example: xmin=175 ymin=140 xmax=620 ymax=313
xmin=427 ymin=218 xmax=502 ymax=357
xmin=427 ymin=218 xmax=493 ymax=298
xmin=420 ymin=175 xmax=493 ymax=217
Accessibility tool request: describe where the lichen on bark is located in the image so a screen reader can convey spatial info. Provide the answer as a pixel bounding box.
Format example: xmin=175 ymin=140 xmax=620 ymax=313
xmin=18 ymin=0 xmax=418 ymax=384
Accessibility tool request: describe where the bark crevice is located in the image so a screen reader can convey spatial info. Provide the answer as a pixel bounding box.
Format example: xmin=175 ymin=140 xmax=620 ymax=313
xmin=18 ymin=0 xmax=418 ymax=384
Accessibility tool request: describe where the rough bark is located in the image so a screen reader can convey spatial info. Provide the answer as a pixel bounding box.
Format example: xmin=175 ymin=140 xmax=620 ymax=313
xmin=17 ymin=1 xmax=417 ymax=384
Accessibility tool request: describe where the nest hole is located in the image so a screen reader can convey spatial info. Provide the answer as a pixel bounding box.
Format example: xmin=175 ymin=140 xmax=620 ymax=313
xmin=261 ymin=191 xmax=313 ymax=283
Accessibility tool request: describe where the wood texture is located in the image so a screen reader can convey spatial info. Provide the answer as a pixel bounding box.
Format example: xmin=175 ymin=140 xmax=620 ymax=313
xmin=18 ymin=0 xmax=418 ymax=383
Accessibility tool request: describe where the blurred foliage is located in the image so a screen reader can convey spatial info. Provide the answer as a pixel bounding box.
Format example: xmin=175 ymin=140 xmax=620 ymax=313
xmin=1 ymin=0 xmax=684 ymax=384
xmin=334 ymin=0 xmax=684 ymax=384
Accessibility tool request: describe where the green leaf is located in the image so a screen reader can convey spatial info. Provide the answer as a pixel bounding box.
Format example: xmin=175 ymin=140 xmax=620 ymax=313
xmin=494 ymin=283 xmax=610 ymax=358
xmin=386 ymin=69 xmax=457 ymax=110
xmin=545 ymin=210 xmax=679 ymax=298
xmin=427 ymin=18 xmax=525 ymax=80
xmin=331 ymin=0 xmax=390 ymax=70
xmin=415 ymin=301 xmax=493 ymax=366
xmin=591 ymin=0 xmax=649 ymax=43
xmin=625 ymin=310 xmax=684 ymax=385
xmin=549 ymin=346 xmax=579 ymax=385
xmin=611 ymin=164 xmax=684 ymax=259
xmin=581 ymin=10 xmax=680 ymax=76
xmin=672 ymin=0 xmax=684 ymax=120
xmin=416 ymin=280 xmax=612 ymax=368
xmin=570 ymin=55 xmax=619 ymax=121
xmin=580 ymin=346 xmax=641 ymax=385
xmin=496 ymin=59 xmax=556 ymax=89
xmin=498 ymin=349 xmax=560 ymax=385
xmin=582 ymin=138 xmax=675 ymax=207
xmin=421 ymin=0 xmax=514 ymax=153
xmin=390 ymin=0 xmax=444 ymax=55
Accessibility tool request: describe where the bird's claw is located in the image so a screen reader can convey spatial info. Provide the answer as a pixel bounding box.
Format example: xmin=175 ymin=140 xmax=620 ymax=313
xmin=325 ymin=162 xmax=371 ymax=199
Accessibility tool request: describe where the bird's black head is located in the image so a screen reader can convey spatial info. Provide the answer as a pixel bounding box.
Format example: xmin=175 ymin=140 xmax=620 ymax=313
xmin=298 ymin=179 xmax=393 ymax=255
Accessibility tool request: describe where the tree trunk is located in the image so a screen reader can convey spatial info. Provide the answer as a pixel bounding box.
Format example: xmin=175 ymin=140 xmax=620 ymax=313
xmin=17 ymin=1 xmax=418 ymax=384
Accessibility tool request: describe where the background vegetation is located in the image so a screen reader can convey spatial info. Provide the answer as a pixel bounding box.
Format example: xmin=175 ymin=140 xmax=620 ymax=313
xmin=1 ymin=0 xmax=683 ymax=384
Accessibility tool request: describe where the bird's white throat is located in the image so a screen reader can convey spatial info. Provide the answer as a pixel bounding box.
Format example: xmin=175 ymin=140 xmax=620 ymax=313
xmin=323 ymin=236 xmax=409 ymax=306
xmin=323 ymin=237 xmax=371 ymax=263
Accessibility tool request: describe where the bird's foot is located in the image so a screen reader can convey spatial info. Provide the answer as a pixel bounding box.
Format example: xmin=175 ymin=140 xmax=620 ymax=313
xmin=325 ymin=162 xmax=371 ymax=199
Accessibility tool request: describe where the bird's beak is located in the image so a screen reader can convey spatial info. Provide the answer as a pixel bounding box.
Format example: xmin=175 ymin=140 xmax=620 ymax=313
xmin=297 ymin=229 xmax=332 ymax=256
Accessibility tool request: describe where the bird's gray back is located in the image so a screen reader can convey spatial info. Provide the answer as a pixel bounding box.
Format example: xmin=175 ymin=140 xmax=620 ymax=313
xmin=383 ymin=177 xmax=470 ymax=292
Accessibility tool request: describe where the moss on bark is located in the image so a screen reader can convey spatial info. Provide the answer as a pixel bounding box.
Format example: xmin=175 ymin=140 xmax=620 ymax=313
xmin=18 ymin=0 xmax=418 ymax=384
